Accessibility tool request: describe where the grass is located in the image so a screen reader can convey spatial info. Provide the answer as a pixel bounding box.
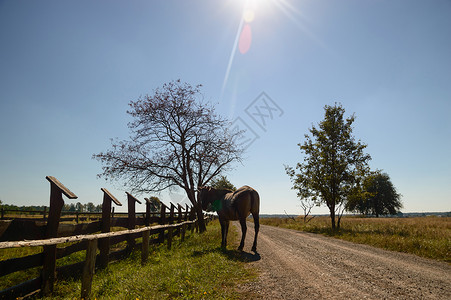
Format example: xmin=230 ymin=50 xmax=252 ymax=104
xmin=0 ymin=223 xmax=155 ymax=290
xmin=260 ymin=216 xmax=451 ymax=263
xmin=31 ymin=220 xmax=257 ymax=299
xmin=0 ymin=246 xmax=43 ymax=290
xmin=0 ymin=241 xmax=107 ymax=291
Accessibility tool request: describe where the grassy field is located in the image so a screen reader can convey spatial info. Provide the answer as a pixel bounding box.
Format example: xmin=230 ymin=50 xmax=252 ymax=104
xmin=27 ymin=220 xmax=255 ymax=299
xmin=260 ymin=216 xmax=451 ymax=263
xmin=4 ymin=216 xmax=449 ymax=298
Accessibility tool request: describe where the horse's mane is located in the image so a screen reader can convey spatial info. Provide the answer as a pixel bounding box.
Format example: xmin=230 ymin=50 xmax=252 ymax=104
xmin=200 ymin=186 xmax=233 ymax=194
xmin=214 ymin=188 xmax=234 ymax=194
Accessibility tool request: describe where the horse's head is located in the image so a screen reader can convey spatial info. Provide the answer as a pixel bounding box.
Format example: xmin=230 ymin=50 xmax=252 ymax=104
xmin=197 ymin=186 xmax=213 ymax=211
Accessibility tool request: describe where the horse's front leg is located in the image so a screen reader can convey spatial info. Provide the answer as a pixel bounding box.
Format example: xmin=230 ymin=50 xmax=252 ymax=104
xmin=238 ymin=218 xmax=247 ymax=251
xmin=224 ymin=221 xmax=230 ymax=248
xmin=220 ymin=219 xmax=229 ymax=249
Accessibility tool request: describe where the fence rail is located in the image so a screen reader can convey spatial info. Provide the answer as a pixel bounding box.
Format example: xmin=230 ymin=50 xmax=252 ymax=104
xmin=0 ymin=176 xmax=211 ymax=300
xmin=0 ymin=220 xmax=198 ymax=249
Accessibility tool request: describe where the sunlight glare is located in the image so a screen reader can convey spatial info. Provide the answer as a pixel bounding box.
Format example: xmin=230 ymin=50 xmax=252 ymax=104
xmin=243 ymin=9 xmax=255 ymax=23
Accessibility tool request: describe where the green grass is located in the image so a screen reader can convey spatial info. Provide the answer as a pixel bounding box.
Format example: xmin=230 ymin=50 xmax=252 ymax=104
xmin=0 ymin=242 xmax=97 ymax=290
xmin=0 ymin=246 xmax=43 ymax=290
xmin=37 ymin=220 xmax=257 ymax=299
xmin=260 ymin=216 xmax=451 ymax=263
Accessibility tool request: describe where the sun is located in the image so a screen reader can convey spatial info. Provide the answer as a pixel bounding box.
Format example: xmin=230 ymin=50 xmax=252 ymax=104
xmin=221 ymin=0 xmax=309 ymax=98
xmin=243 ymin=8 xmax=255 ymax=23
xmin=221 ymin=0 xmax=275 ymax=97
xmin=242 ymin=0 xmax=272 ymax=22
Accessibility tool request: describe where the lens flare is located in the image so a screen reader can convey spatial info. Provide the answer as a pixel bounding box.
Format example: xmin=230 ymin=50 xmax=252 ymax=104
xmin=239 ymin=24 xmax=252 ymax=54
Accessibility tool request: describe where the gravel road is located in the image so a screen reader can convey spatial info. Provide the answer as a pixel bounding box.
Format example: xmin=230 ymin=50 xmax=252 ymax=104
xmin=235 ymin=222 xmax=451 ymax=299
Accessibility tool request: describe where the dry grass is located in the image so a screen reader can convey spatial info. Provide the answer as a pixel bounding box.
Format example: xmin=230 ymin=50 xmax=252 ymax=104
xmin=260 ymin=216 xmax=451 ymax=263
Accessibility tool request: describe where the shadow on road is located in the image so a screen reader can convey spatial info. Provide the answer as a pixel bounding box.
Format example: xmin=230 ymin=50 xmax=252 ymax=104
xmin=192 ymin=247 xmax=261 ymax=263
xmin=225 ymin=249 xmax=261 ymax=262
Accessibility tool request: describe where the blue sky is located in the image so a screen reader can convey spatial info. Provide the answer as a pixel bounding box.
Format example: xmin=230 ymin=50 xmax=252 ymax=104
xmin=1 ymin=0 xmax=450 ymax=214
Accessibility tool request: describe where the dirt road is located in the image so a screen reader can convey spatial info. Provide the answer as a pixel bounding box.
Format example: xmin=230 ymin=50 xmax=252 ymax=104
xmin=235 ymin=222 xmax=451 ymax=299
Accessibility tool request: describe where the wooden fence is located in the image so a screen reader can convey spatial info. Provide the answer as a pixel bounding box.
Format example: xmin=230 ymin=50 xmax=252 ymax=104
xmin=0 ymin=176 xmax=211 ymax=299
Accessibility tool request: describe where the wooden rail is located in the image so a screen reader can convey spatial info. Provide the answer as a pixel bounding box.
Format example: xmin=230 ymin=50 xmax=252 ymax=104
xmin=0 ymin=176 xmax=211 ymax=300
xmin=0 ymin=220 xmax=197 ymax=249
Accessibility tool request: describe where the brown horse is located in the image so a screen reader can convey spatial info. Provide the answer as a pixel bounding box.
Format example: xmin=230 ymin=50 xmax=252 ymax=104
xmin=198 ymin=185 xmax=260 ymax=252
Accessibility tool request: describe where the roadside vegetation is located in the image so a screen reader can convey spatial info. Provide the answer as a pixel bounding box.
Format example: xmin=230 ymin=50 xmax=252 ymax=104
xmin=260 ymin=216 xmax=451 ymax=263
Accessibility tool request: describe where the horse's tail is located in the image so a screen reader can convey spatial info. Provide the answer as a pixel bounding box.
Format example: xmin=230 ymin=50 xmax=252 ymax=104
xmin=250 ymin=190 xmax=260 ymax=215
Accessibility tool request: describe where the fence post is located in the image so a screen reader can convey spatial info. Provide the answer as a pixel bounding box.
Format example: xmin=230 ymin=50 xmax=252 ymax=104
xmin=1 ymin=208 xmax=4 ymax=220
xmin=176 ymin=204 xmax=183 ymax=237
xmin=126 ymin=192 xmax=141 ymax=253
xmin=177 ymin=204 xmax=183 ymax=223
xmin=189 ymin=206 xmax=199 ymax=233
xmin=184 ymin=204 xmax=189 ymax=221
xmin=42 ymin=176 xmax=77 ymax=296
xmin=185 ymin=205 xmax=191 ymax=231
xmin=43 ymin=206 xmax=47 ymax=220
xmin=190 ymin=207 xmax=195 ymax=234
xmin=81 ymin=238 xmax=98 ymax=299
xmin=141 ymin=229 xmax=150 ymax=265
xmin=99 ymin=188 xmax=122 ymax=269
xmin=181 ymin=222 xmax=186 ymax=243
xmin=167 ymin=203 xmax=175 ymax=249
xmin=167 ymin=226 xmax=173 ymax=250
xmin=169 ymin=203 xmax=175 ymax=225
xmin=159 ymin=204 xmax=167 ymax=243
xmin=144 ymin=198 xmax=151 ymax=226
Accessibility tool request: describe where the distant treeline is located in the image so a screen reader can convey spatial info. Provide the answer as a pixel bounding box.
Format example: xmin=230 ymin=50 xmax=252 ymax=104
xmin=1 ymin=202 xmax=102 ymax=213
xmin=260 ymin=212 xmax=451 ymax=219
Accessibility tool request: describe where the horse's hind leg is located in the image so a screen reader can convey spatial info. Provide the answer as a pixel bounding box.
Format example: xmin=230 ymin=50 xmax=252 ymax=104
xmin=238 ymin=218 xmax=247 ymax=251
xmin=251 ymin=214 xmax=259 ymax=252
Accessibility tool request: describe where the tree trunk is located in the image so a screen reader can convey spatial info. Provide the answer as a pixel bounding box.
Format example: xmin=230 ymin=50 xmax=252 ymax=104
xmin=186 ymin=189 xmax=206 ymax=233
xmin=329 ymin=203 xmax=336 ymax=231
xmin=196 ymin=204 xmax=206 ymax=233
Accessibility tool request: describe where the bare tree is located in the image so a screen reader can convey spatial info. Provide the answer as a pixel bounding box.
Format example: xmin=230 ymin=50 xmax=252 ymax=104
xmin=300 ymin=198 xmax=316 ymax=223
xmin=93 ymin=80 xmax=243 ymax=232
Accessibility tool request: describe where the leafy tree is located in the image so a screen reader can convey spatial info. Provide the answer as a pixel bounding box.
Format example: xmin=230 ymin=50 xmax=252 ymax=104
xmin=147 ymin=196 xmax=162 ymax=213
xmin=75 ymin=202 xmax=83 ymax=212
xmin=94 ymin=80 xmax=243 ymax=232
xmin=210 ymin=175 xmax=236 ymax=191
xmin=86 ymin=202 xmax=96 ymax=212
xmin=347 ymin=172 xmax=402 ymax=217
xmin=286 ymin=103 xmax=371 ymax=230
xmin=68 ymin=203 xmax=76 ymax=212
xmin=95 ymin=204 xmax=102 ymax=212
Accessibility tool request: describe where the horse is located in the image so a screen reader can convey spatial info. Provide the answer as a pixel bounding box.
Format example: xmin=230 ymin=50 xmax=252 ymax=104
xmin=198 ymin=185 xmax=260 ymax=252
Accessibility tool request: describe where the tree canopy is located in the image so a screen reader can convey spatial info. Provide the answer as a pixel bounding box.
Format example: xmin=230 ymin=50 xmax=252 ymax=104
xmin=286 ymin=103 xmax=371 ymax=230
xmin=147 ymin=196 xmax=162 ymax=213
xmin=93 ymin=80 xmax=244 ymax=232
xmin=347 ymin=172 xmax=402 ymax=217
xmin=210 ymin=175 xmax=236 ymax=191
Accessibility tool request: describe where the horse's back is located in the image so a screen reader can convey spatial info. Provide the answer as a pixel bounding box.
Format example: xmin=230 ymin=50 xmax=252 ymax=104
xmin=228 ymin=186 xmax=259 ymax=216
